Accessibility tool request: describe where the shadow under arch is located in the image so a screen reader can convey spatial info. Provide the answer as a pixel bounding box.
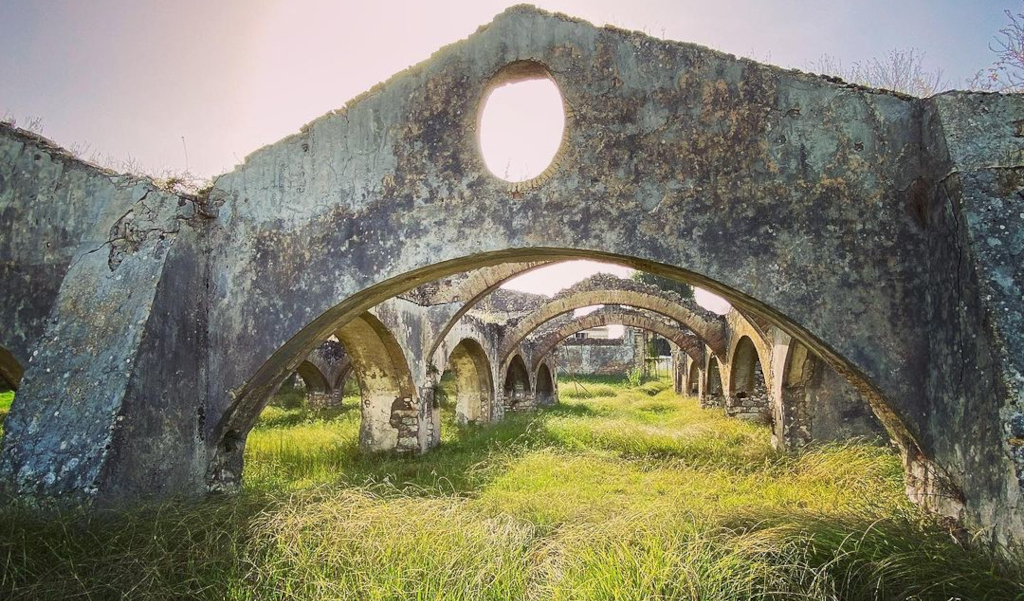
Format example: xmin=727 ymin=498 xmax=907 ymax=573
xmin=536 ymin=363 xmax=556 ymax=406
xmin=295 ymin=361 xmax=330 ymax=396
xmin=779 ymin=339 xmax=815 ymax=448
xmin=335 ymin=312 xmax=418 ymax=453
xmin=686 ymin=364 xmax=701 ymax=395
xmin=210 ymin=248 xmax=932 ymax=501
xmin=440 ymin=338 xmax=494 ymax=425
xmin=706 ymin=356 xmax=724 ymax=406
xmin=0 ymin=346 xmax=23 ymax=391
xmin=503 ymin=354 xmax=531 ymax=411
xmin=728 ymin=336 xmax=770 ymax=422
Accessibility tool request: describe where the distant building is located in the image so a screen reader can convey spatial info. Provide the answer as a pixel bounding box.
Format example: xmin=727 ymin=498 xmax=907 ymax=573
xmin=575 ymin=325 xmax=612 ymax=340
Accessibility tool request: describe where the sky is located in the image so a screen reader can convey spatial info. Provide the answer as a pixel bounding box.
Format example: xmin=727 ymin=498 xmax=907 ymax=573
xmin=1 ymin=1 xmax=1018 ymax=303
xmin=1 ymin=0 xmax=1016 ymax=178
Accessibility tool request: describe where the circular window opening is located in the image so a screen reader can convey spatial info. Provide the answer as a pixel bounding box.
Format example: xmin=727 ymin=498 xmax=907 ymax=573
xmin=478 ymin=62 xmax=565 ymax=183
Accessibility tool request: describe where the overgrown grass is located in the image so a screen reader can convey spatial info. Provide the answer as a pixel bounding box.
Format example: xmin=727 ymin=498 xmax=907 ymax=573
xmin=0 ymin=379 xmax=1021 ymax=599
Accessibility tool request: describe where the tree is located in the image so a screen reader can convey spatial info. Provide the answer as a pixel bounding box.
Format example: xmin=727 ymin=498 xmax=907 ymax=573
xmin=813 ymin=49 xmax=947 ymax=97
xmin=631 ymin=271 xmax=694 ymax=300
xmin=970 ymin=6 xmax=1024 ymax=92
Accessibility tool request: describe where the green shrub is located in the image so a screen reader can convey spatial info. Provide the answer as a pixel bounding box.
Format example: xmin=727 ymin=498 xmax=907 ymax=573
xmin=626 ymin=366 xmax=644 ymax=387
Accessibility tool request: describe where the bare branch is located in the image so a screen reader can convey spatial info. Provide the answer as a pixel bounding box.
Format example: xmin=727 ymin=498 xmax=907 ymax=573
xmin=970 ymin=7 xmax=1024 ymax=92
xmin=813 ymin=49 xmax=947 ymax=97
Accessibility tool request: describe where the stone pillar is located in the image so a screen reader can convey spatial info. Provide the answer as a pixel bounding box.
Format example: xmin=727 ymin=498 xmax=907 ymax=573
xmin=0 ymin=184 xmax=210 ymax=503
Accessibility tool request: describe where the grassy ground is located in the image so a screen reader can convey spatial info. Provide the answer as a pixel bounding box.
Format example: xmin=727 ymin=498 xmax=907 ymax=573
xmin=0 ymin=378 xmax=1021 ymax=599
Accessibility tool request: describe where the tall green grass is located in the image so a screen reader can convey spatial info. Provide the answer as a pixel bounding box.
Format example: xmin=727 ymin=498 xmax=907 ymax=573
xmin=0 ymin=379 xmax=1021 ymax=599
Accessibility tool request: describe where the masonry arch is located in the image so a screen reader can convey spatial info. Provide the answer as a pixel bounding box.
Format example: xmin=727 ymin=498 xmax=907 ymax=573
xmin=440 ymin=338 xmax=493 ymax=425
xmin=728 ymin=336 xmax=770 ymax=422
xmin=4 ymin=5 xmax=1019 ymax=543
xmin=500 ymin=283 xmax=726 ymax=363
xmin=425 ymin=261 xmax=552 ymax=358
xmin=295 ymin=361 xmax=330 ymax=397
xmin=528 ymin=306 xmax=705 ymax=370
xmin=779 ymin=340 xmax=815 ymax=447
xmin=333 ymin=361 xmax=353 ymax=392
xmin=208 ymin=311 xmax=418 ymax=491
xmin=686 ymin=363 xmax=701 ymax=395
xmin=536 ymin=363 xmax=556 ymax=405
xmin=335 ymin=312 xmax=419 ymax=453
xmin=208 ymin=249 xmax=929 ymax=496
xmin=503 ymin=354 xmax=532 ymax=411
xmin=705 ymin=356 xmax=724 ymax=407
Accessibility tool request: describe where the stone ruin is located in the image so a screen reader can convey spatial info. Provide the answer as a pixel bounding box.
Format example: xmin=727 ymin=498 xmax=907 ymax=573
xmin=0 ymin=5 xmax=1022 ymax=551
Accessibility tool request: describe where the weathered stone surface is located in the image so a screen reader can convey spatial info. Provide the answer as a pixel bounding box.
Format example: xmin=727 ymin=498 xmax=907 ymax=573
xmin=0 ymin=127 xmax=210 ymax=500
xmin=558 ymin=338 xmax=638 ymax=376
xmin=1 ymin=4 xmax=1023 ymax=549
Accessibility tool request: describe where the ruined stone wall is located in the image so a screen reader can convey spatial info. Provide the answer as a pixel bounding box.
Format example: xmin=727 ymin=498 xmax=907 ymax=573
xmin=471 ymin=288 xmax=548 ymax=316
xmin=0 ymin=124 xmax=211 ymax=501
xmin=3 ymin=5 xmax=1024 ymax=548
xmin=557 ymin=334 xmax=639 ymax=376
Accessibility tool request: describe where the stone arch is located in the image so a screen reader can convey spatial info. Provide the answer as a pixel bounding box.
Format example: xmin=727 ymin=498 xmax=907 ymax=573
xmin=333 ymin=362 xmax=353 ymax=393
xmin=774 ymin=336 xmax=884 ymax=450
xmin=424 ymin=261 xmax=552 ymax=358
xmin=205 ymin=311 xmax=418 ymax=491
xmin=206 ymin=249 xmax=931 ymax=501
xmin=503 ymin=354 xmax=532 ymax=411
xmin=335 ymin=312 xmax=419 ymax=453
xmin=779 ymin=340 xmax=815 ymax=447
xmin=705 ymin=356 xmax=724 ymax=407
xmin=536 ymin=363 xmax=556 ymax=406
xmin=501 ymin=279 xmax=726 ymax=363
xmin=686 ymin=363 xmax=701 ymax=395
xmin=303 ymin=340 xmax=353 ymax=409
xmin=728 ymin=336 xmax=770 ymax=422
xmin=295 ymin=361 xmax=330 ymax=395
xmin=527 ymin=306 xmax=705 ymax=370
xmin=440 ymin=338 xmax=493 ymax=425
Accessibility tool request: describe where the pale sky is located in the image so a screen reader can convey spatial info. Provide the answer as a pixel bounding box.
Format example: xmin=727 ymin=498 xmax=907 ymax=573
xmin=1 ymin=1 xmax=1017 ymax=178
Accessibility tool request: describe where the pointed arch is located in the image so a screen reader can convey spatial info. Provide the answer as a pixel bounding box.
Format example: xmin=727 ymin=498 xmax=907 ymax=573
xmin=295 ymin=361 xmax=330 ymax=394
xmin=335 ymin=312 xmax=419 ymax=452
xmin=441 ymin=338 xmax=494 ymax=425
xmin=536 ymin=363 xmax=556 ymax=405
xmin=686 ymin=363 xmax=701 ymax=395
xmin=728 ymin=336 xmax=769 ymax=422
xmin=503 ymin=354 xmax=532 ymax=411
xmin=705 ymin=356 xmax=724 ymax=407
xmin=501 ymin=285 xmax=726 ymax=363
xmin=527 ymin=306 xmax=705 ymax=370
